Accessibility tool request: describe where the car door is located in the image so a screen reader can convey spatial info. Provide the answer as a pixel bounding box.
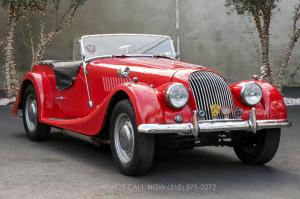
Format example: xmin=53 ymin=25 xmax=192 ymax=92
xmin=55 ymin=66 xmax=91 ymax=119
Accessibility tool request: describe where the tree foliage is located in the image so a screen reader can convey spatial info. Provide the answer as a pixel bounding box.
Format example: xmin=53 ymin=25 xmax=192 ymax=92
xmin=0 ymin=0 xmax=45 ymax=18
xmin=21 ymin=0 xmax=86 ymax=65
xmin=225 ymin=0 xmax=300 ymax=90
xmin=225 ymin=0 xmax=280 ymax=15
xmin=0 ymin=0 xmax=86 ymax=98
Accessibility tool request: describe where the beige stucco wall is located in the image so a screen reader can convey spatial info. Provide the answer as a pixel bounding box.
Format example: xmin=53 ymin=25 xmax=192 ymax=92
xmin=0 ymin=0 xmax=300 ymax=90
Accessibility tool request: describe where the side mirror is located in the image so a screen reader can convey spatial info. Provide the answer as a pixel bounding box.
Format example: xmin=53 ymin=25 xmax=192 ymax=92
xmin=175 ymin=53 xmax=180 ymax=60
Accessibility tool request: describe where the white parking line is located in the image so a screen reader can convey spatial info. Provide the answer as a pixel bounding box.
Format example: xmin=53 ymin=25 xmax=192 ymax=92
xmin=0 ymin=98 xmax=16 ymax=106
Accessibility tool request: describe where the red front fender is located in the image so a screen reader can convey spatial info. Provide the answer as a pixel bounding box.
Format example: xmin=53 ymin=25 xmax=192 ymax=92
xmin=230 ymin=80 xmax=287 ymax=120
xmin=112 ymin=83 xmax=165 ymax=125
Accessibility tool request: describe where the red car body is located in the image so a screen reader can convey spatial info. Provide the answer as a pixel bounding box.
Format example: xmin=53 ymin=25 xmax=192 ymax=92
xmin=12 ymin=34 xmax=291 ymax=175
xmin=12 ymin=57 xmax=287 ymax=135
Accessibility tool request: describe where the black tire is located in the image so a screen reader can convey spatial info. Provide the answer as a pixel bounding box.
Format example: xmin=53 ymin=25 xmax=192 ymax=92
xmin=22 ymin=85 xmax=51 ymax=141
xmin=110 ymin=100 xmax=154 ymax=176
xmin=232 ymin=128 xmax=281 ymax=165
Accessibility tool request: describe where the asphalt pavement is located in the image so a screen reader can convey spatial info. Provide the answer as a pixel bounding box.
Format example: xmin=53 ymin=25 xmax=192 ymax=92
xmin=0 ymin=105 xmax=299 ymax=199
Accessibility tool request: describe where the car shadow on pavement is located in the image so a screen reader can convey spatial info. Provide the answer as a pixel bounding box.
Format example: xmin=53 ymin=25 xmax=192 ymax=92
xmin=13 ymin=131 xmax=115 ymax=170
xmin=141 ymin=148 xmax=299 ymax=195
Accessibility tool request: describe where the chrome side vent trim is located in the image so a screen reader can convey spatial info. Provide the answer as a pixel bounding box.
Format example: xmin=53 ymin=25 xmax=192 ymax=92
xmin=102 ymin=76 xmax=130 ymax=92
xmin=189 ymin=71 xmax=235 ymax=120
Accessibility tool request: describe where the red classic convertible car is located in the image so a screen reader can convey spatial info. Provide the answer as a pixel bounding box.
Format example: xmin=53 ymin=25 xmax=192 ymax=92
xmin=13 ymin=34 xmax=291 ymax=176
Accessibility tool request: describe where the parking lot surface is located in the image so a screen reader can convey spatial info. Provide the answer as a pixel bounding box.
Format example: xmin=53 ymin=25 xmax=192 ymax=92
xmin=0 ymin=106 xmax=299 ymax=199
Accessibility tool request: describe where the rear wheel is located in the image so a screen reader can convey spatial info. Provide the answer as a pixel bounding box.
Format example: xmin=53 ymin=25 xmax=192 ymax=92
xmin=22 ymin=85 xmax=51 ymax=141
xmin=232 ymin=129 xmax=281 ymax=165
xmin=110 ymin=100 xmax=154 ymax=176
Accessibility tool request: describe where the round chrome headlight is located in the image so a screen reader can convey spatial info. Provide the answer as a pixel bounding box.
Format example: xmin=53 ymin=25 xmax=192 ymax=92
xmin=241 ymin=83 xmax=262 ymax=106
xmin=165 ymin=83 xmax=189 ymax=109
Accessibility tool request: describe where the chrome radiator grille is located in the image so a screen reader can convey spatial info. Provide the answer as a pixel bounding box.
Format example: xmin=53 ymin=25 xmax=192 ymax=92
xmin=189 ymin=71 xmax=235 ymax=120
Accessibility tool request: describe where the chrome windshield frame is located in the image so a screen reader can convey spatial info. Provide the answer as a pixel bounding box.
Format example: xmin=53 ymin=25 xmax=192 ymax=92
xmin=79 ymin=34 xmax=176 ymax=62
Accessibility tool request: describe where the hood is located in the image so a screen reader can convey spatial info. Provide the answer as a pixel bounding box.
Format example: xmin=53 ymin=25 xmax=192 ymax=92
xmin=91 ymin=57 xmax=212 ymax=87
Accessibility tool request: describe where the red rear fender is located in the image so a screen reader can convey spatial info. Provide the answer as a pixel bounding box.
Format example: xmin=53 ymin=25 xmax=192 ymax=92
xmin=12 ymin=72 xmax=54 ymax=119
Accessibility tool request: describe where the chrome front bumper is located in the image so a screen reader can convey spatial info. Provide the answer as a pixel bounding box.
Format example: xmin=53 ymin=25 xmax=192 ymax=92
xmin=138 ymin=108 xmax=291 ymax=137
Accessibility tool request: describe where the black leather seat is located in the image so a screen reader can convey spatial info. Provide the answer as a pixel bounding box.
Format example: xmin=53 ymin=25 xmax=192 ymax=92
xmin=40 ymin=60 xmax=82 ymax=90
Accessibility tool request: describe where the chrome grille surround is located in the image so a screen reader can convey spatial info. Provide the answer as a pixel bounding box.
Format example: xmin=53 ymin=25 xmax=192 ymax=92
xmin=189 ymin=71 xmax=235 ymax=120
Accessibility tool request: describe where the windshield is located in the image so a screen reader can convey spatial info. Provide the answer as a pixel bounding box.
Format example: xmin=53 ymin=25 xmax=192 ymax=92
xmin=80 ymin=34 xmax=175 ymax=61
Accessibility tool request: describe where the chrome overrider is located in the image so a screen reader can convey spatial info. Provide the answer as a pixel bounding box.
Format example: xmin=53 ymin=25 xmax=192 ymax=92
xmin=138 ymin=108 xmax=291 ymax=137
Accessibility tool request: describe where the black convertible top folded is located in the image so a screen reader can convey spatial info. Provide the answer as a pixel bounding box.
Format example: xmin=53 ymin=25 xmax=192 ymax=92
xmin=40 ymin=60 xmax=82 ymax=90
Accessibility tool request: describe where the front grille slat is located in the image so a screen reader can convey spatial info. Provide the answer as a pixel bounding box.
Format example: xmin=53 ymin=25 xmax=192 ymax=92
xmin=202 ymin=71 xmax=223 ymax=119
xmin=216 ymin=74 xmax=235 ymax=118
xmin=191 ymin=73 xmax=205 ymax=117
xmin=190 ymin=72 xmax=207 ymax=119
xmin=189 ymin=71 xmax=235 ymax=120
xmin=194 ymin=72 xmax=212 ymax=119
xmin=212 ymin=74 xmax=228 ymax=119
xmin=213 ymin=73 xmax=226 ymax=119
xmin=190 ymin=77 xmax=203 ymax=114
xmin=201 ymin=72 xmax=219 ymax=119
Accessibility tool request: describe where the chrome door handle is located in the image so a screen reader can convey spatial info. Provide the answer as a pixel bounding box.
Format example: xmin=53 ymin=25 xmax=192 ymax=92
xmin=56 ymin=96 xmax=66 ymax=101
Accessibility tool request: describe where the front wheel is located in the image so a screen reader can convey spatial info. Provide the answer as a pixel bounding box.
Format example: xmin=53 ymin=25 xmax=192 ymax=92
xmin=232 ymin=128 xmax=281 ymax=165
xmin=110 ymin=100 xmax=154 ymax=176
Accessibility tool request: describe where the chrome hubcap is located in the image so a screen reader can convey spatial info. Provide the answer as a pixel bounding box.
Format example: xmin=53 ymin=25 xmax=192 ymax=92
xmin=114 ymin=113 xmax=134 ymax=164
xmin=25 ymin=94 xmax=37 ymax=132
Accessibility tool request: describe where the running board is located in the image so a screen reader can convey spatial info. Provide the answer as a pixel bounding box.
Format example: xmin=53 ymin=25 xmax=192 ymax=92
xmin=40 ymin=105 xmax=103 ymax=135
xmin=61 ymin=130 xmax=110 ymax=147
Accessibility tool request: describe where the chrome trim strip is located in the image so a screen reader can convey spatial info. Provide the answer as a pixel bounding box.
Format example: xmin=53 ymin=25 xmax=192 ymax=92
xmin=138 ymin=108 xmax=291 ymax=136
xmin=80 ymin=39 xmax=93 ymax=108
xmin=249 ymin=107 xmax=257 ymax=133
xmin=138 ymin=120 xmax=291 ymax=135
xmin=85 ymin=54 xmax=176 ymax=63
xmin=191 ymin=110 xmax=199 ymax=137
xmin=81 ymin=33 xmax=172 ymax=39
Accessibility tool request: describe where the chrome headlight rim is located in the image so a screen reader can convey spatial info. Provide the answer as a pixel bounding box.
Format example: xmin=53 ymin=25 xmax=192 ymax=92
xmin=165 ymin=83 xmax=189 ymax=109
xmin=241 ymin=82 xmax=263 ymax=106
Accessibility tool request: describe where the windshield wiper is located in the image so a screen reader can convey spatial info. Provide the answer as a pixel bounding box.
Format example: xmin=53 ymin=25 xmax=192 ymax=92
xmin=112 ymin=54 xmax=175 ymax=60
xmin=151 ymin=54 xmax=175 ymax=60
xmin=112 ymin=54 xmax=130 ymax=58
